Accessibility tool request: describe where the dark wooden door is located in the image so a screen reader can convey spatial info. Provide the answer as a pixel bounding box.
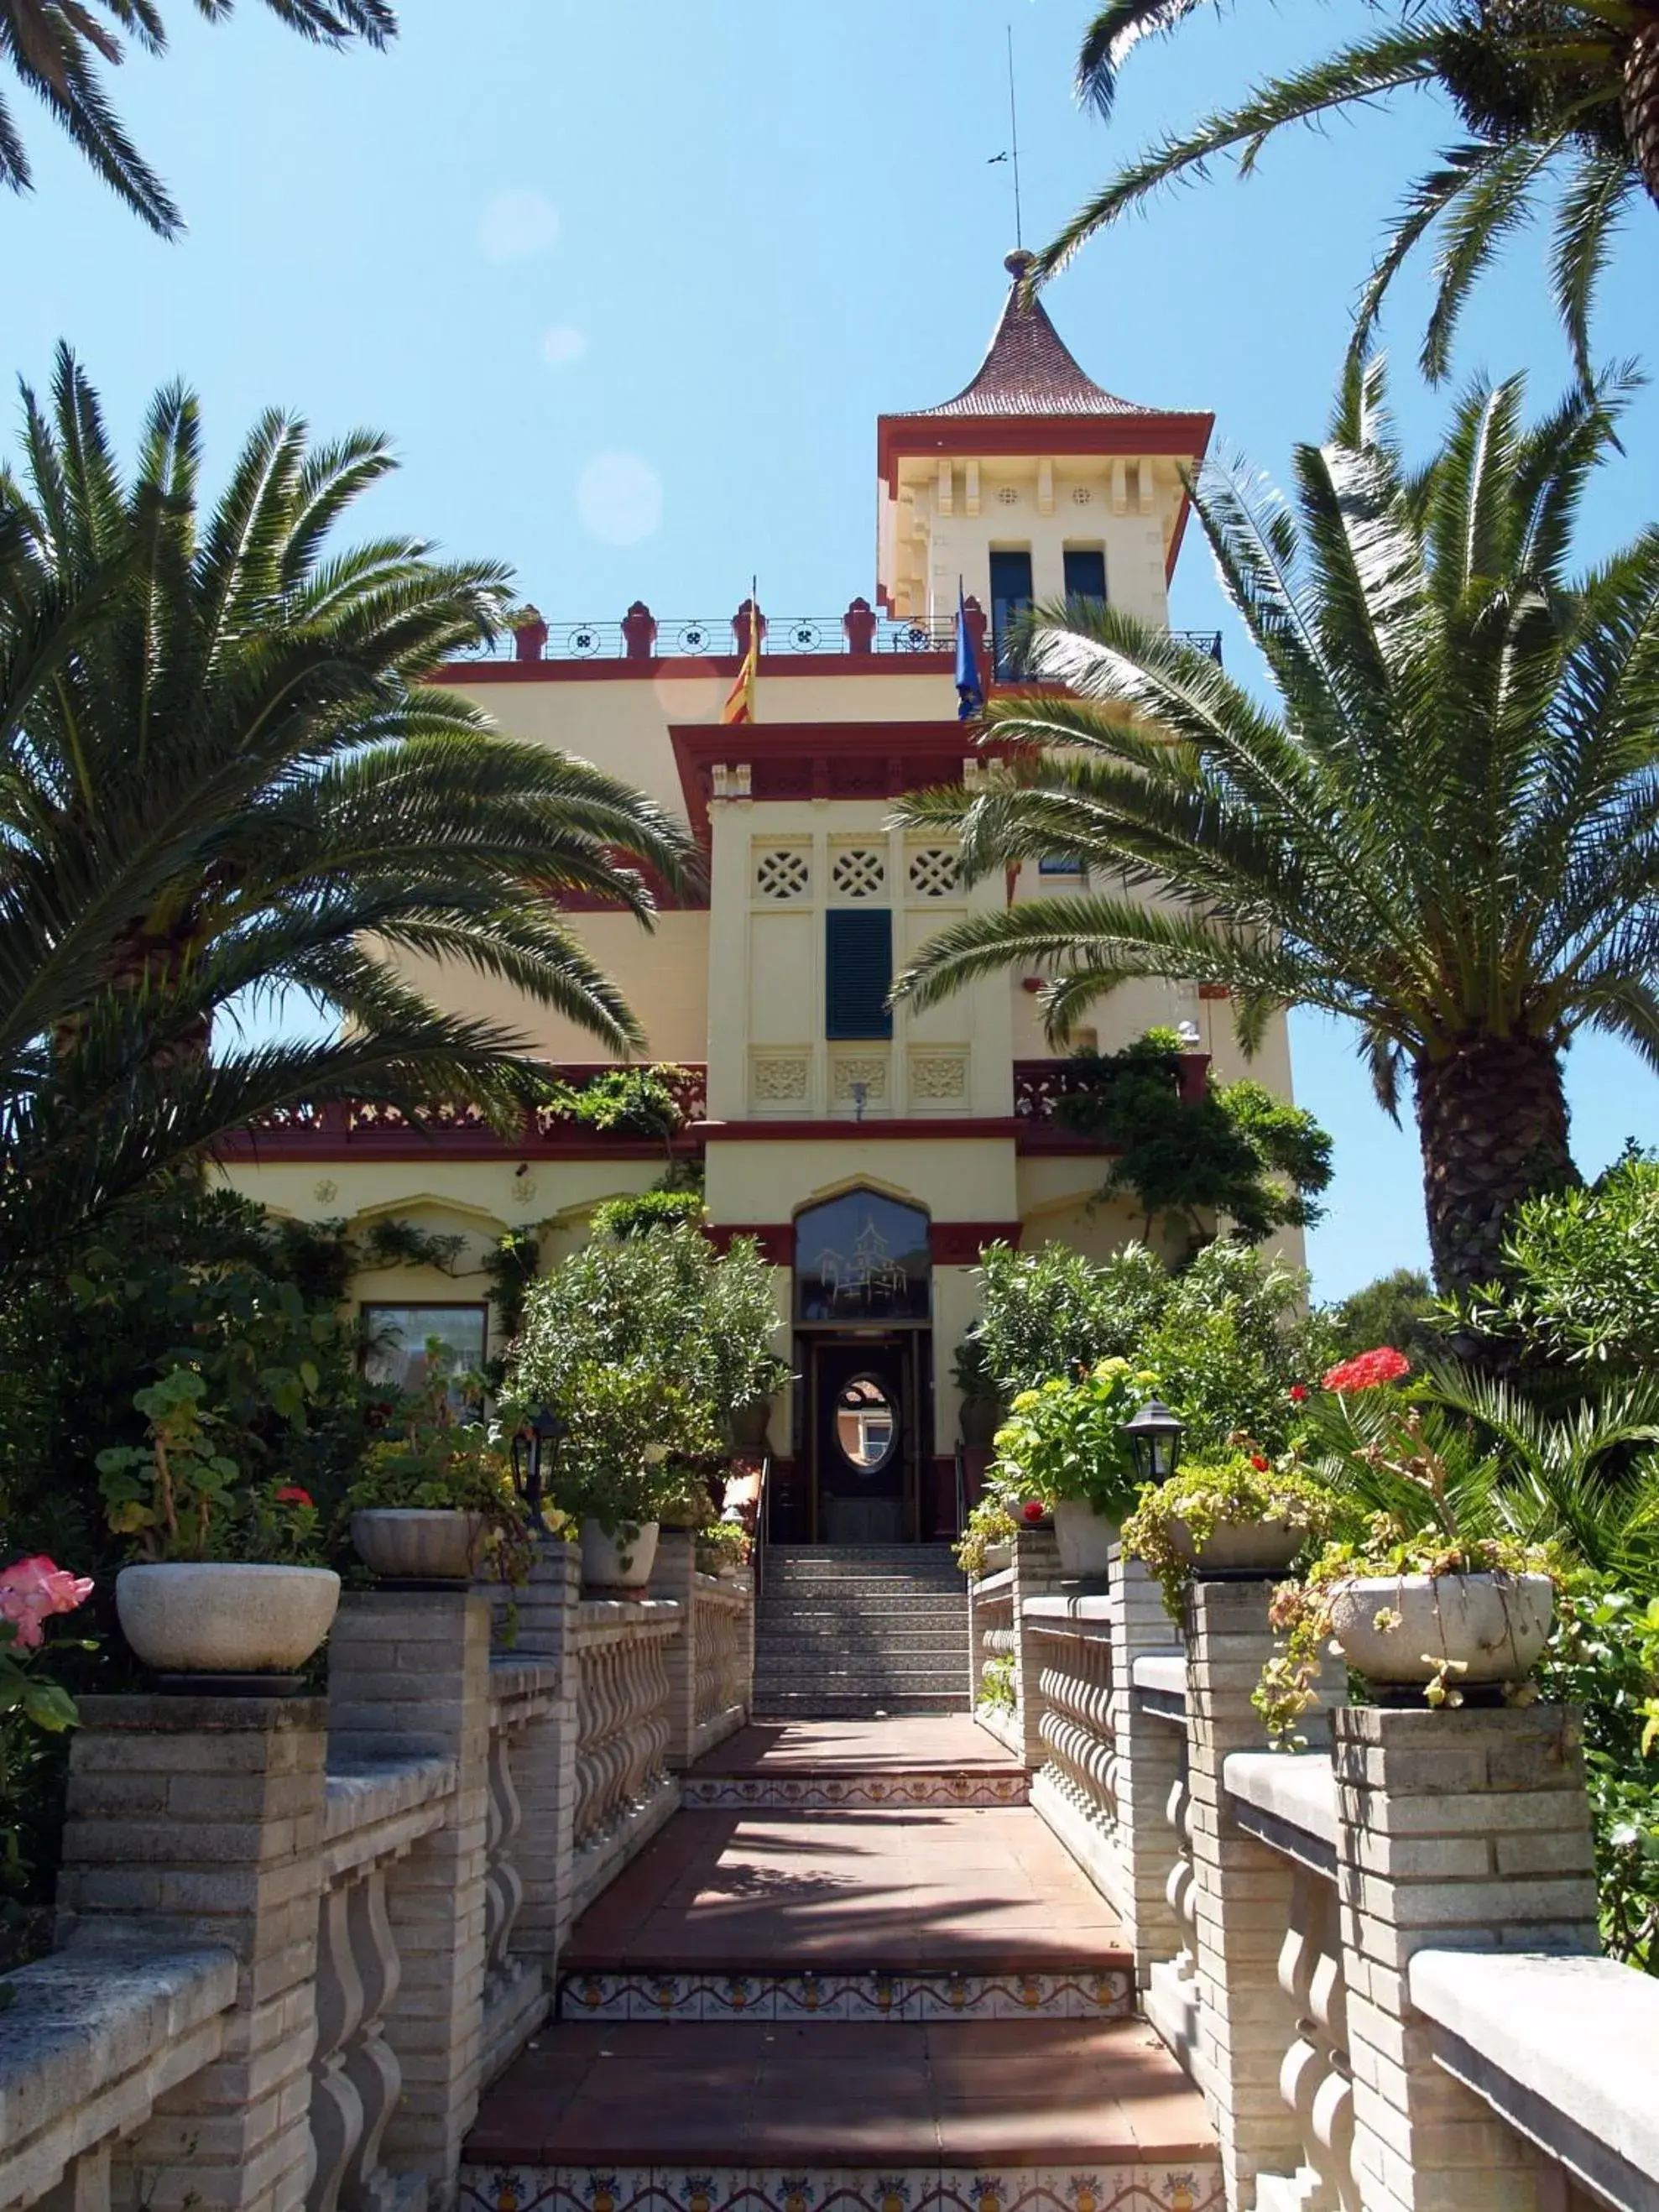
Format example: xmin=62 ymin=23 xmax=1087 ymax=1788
xmin=814 ymin=1339 xmax=910 ymax=1543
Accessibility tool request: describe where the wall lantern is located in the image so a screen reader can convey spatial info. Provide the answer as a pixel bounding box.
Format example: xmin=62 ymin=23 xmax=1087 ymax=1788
xmin=510 ymin=1405 xmax=566 ymax=1530
xmin=1120 ymin=1400 xmax=1185 ymax=1487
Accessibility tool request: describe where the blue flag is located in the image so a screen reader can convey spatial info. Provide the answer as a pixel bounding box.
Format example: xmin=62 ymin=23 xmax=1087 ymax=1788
xmin=954 ymin=581 xmax=984 ymax=722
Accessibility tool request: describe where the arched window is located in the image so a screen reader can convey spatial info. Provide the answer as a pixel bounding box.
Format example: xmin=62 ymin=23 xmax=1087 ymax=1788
xmin=794 ymin=1190 xmax=930 ymax=1323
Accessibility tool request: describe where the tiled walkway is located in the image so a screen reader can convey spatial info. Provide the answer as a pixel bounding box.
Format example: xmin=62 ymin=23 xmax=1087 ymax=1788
xmin=466 ymin=1714 xmax=1219 ymax=2207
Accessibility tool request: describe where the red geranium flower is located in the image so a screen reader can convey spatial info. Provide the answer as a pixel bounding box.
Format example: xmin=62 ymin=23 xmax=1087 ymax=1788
xmin=1021 ymin=1499 xmax=1046 ymax=1523
xmin=1321 ymin=1347 xmax=1411 ymax=1395
xmin=1289 ymin=1385 xmax=1309 ymax=1403
xmin=1250 ymin=1453 xmax=1270 ymax=1472
xmin=276 ymin=1486 xmax=314 ymax=1508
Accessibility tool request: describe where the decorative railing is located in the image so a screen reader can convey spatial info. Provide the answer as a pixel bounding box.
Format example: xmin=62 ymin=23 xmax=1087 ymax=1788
xmin=570 ymin=1595 xmax=682 ymax=1918
xmin=979 ymin=1541 xmax=1656 ymax=2212
xmin=0 ymin=1947 xmax=237 ymax=2212
xmin=691 ymin=1572 xmax=751 ymax=1745
xmin=1013 ymin=1051 xmax=1211 ymax=1150
xmin=3 ymin=1547 xmax=753 ymax=2212
xmin=311 ymin=1754 xmax=455 ymax=2212
xmin=450 ymin=601 xmax=1224 ymax=670
xmin=966 ymin=1566 xmax=1018 ymax=1756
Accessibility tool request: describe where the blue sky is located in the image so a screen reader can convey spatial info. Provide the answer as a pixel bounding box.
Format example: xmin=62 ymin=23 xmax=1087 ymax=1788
xmin=7 ymin=0 xmax=1656 ymax=1300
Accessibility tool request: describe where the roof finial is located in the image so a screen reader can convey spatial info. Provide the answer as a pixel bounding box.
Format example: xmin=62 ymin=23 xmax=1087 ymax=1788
xmin=1004 ymin=247 xmax=1035 ymax=281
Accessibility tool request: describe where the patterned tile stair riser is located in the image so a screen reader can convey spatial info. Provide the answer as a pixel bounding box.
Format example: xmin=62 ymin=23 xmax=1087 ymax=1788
xmin=555 ymin=1969 xmax=1135 ymax=2023
xmin=462 ymin=2168 xmax=1224 ymax=2212
xmin=681 ymin=1774 xmax=1028 ymax=1809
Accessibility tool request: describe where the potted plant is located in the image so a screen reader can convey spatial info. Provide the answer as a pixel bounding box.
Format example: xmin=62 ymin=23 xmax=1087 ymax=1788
xmin=726 ymin=1353 xmax=791 ymax=1451
xmin=954 ymin=1492 xmax=1020 ymax=1580
xmin=1257 ymin=1411 xmax=1556 ymax=1743
xmin=1123 ymin=1447 xmax=1342 ymax=1625
xmin=696 ymin=1517 xmax=750 ymax=1580
xmin=345 ymin=1369 xmax=541 ymax=1588
xmin=989 ymin=1357 xmax=1156 ymax=1576
xmin=97 ymin=1367 xmax=341 ymax=1688
xmin=952 ymin=1330 xmax=1005 ymax=1452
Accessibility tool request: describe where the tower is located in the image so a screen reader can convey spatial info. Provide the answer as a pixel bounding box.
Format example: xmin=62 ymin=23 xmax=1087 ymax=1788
xmin=876 ymin=250 xmax=1213 ymax=670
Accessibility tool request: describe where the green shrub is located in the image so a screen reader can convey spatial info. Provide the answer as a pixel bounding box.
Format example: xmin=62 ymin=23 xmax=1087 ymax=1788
xmin=989 ymin=1357 xmax=1156 ymax=1520
xmin=589 ymin=1190 xmax=706 ymax=1239
xmin=1323 ymin=1269 xmax=1443 ymax=1369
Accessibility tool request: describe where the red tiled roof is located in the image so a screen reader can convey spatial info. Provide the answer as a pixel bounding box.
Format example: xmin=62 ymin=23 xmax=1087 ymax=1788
xmin=914 ymin=250 xmax=1160 ymax=420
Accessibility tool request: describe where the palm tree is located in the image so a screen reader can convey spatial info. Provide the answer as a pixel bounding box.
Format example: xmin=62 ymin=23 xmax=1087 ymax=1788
xmin=0 ymin=345 xmax=697 ymax=1275
xmin=1051 ymin=2 xmax=1659 ymax=388
xmin=0 ymin=0 xmax=395 ymax=237
xmin=890 ymin=362 xmax=1659 ymax=1297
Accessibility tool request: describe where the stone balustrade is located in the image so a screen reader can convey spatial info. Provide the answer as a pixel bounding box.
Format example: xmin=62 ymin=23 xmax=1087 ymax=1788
xmin=0 ymin=1536 xmax=753 ymax=2212
xmin=990 ymin=1536 xmax=1659 ymax=2212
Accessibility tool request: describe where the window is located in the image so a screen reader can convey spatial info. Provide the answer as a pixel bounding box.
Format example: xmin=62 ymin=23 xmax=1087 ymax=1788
xmin=361 ymin=1304 xmax=488 ymax=1404
xmin=1039 ymin=855 xmax=1085 ymax=877
xmin=825 ymin=908 xmax=893 ymax=1040
xmin=795 ymin=1190 xmax=931 ymax=1322
xmin=989 ymin=547 xmax=1033 ymax=678
xmin=1063 ymin=545 xmax=1107 ymax=609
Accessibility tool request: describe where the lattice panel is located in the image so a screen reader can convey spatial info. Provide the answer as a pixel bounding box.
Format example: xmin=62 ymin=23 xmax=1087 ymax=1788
xmin=907 ymin=846 xmax=958 ymax=900
xmin=829 ymin=846 xmax=886 ymax=900
xmin=754 ymin=848 xmax=810 ymax=902
xmin=909 ymin=1053 xmax=968 ymax=1101
xmin=750 ymin=1056 xmax=809 ymax=1103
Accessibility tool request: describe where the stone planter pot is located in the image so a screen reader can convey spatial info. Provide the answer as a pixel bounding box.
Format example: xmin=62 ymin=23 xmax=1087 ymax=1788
xmin=117 ymin=1562 xmax=339 ymax=1689
xmin=981 ymin=1541 xmax=1012 ymax=1577
xmin=1053 ymin=1500 xmax=1117 ymax=1578
xmin=958 ymin=1398 xmax=1004 ymax=1452
xmin=1325 ymin=1572 xmax=1555 ymax=1691
xmin=350 ymin=1508 xmax=485 ymax=1584
xmin=1167 ymin=1514 xmax=1307 ymax=1582
xmin=580 ymin=1518 xmax=660 ymax=1590
xmin=727 ymin=1398 xmax=774 ymax=1450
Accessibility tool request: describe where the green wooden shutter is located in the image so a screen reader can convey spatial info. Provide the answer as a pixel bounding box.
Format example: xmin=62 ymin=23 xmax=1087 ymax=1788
xmin=825 ymin=909 xmax=893 ymax=1040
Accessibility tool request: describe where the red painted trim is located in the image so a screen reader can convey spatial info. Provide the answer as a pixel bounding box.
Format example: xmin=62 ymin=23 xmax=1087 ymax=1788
xmin=928 ymin=1220 xmax=1023 ymax=1265
xmin=668 ymin=717 xmax=1009 ymax=843
xmin=876 ymin=410 xmax=1216 ymax=498
xmin=702 ymin=1117 xmax=1020 ymax=1143
xmin=217 ymin=1129 xmax=701 ymax=1165
xmin=437 ymin=654 xmax=953 ymax=686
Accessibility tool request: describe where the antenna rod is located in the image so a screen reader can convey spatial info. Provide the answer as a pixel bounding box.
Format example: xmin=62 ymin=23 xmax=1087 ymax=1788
xmin=1005 ymin=22 xmax=1023 ymax=250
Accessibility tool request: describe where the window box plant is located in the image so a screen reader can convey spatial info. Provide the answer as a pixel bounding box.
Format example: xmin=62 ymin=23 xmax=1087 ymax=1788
xmin=1122 ymin=1448 xmax=1342 ymax=1624
xmin=97 ymin=1368 xmax=339 ymax=1688
xmin=1258 ymin=1411 xmax=1557 ymax=1742
xmin=989 ymin=1357 xmax=1156 ymax=1576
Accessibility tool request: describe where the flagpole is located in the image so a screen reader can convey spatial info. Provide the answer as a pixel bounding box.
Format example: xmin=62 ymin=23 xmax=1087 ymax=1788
xmin=1005 ymin=23 xmax=1023 ymax=251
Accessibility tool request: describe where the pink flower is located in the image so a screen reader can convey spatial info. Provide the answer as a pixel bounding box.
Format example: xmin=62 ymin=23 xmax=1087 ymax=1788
xmin=1289 ymin=1385 xmax=1309 ymax=1403
xmin=0 ymin=1555 xmax=94 ymax=1651
xmin=1322 ymin=1347 xmax=1411 ymax=1395
xmin=276 ymin=1486 xmax=313 ymax=1508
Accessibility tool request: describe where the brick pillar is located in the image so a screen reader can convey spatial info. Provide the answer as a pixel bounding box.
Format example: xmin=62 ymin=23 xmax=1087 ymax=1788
xmin=1109 ymin=1544 xmax=1187 ymax=1991
xmin=1186 ymin=1579 xmax=1345 ymax=2209
xmin=1333 ymin=1705 xmax=1599 ymax=2212
xmin=55 ymin=1695 xmax=327 ymax=2212
xmin=651 ymin=1528 xmax=699 ymax=1769
xmin=1010 ymin=1523 xmax=1062 ymax=1767
xmin=509 ymin=1536 xmax=580 ymax=1963
xmin=327 ymin=1592 xmax=491 ymax=2203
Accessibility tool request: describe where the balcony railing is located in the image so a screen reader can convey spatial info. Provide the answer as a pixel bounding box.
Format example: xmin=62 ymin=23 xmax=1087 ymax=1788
xmin=451 ymin=598 xmax=1223 ymax=669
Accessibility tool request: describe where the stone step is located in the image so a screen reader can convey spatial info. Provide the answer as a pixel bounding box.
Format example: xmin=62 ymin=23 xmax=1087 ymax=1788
xmin=553 ymin=1962 xmax=1134 ymax=2022
xmin=754 ymin=1657 xmax=968 ymax=1679
xmin=754 ymin=1693 xmax=971 ymax=1716
xmin=462 ymin=2019 xmax=1218 ymax=2195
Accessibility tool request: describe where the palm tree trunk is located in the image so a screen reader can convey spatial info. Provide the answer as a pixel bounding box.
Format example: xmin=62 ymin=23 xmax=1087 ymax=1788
xmin=1625 ymin=9 xmax=1659 ymax=207
xmin=1413 ymin=1033 xmax=1575 ymax=1296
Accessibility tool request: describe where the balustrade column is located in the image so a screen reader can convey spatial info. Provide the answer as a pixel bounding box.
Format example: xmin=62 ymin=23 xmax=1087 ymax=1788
xmin=650 ymin=1530 xmax=699 ymax=1769
xmin=1185 ymin=1579 xmax=1344 ymax=2210
xmin=1010 ymin=1523 xmax=1063 ymax=1766
xmin=1110 ymin=1545 xmax=1188 ymax=1990
xmin=326 ymin=1592 xmax=492 ymax=2208
xmin=55 ymin=1696 xmax=328 ymax=2212
xmin=508 ymin=1538 xmax=581 ymax=1960
xmin=1333 ymin=1706 xmax=1599 ymax=2212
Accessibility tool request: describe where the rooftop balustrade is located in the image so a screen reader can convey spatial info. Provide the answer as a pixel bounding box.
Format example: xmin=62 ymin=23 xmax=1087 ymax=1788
xmin=447 ymin=596 xmax=1223 ymax=668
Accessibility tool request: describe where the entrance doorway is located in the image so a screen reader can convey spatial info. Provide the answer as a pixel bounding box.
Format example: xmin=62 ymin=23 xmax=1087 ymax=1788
xmin=810 ymin=1335 xmax=928 ymax=1543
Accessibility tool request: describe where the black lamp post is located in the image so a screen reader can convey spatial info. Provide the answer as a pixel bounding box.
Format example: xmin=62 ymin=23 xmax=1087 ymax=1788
xmin=511 ymin=1404 xmax=566 ymax=1531
xmin=1121 ymin=1400 xmax=1185 ymax=1487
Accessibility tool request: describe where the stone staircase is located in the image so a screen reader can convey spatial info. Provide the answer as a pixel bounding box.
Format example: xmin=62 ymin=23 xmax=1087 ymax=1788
xmin=754 ymin=1542 xmax=971 ymax=1717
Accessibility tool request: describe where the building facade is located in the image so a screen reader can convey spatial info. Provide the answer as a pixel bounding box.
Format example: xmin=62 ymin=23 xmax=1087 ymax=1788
xmin=220 ymin=251 xmax=1302 ymax=1543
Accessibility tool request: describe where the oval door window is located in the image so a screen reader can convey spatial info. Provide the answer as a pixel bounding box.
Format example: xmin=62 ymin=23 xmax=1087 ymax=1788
xmin=834 ymin=1375 xmax=898 ymax=1474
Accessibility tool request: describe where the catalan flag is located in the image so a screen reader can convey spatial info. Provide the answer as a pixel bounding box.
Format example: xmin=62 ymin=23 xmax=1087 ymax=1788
xmin=722 ymin=589 xmax=759 ymax=725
